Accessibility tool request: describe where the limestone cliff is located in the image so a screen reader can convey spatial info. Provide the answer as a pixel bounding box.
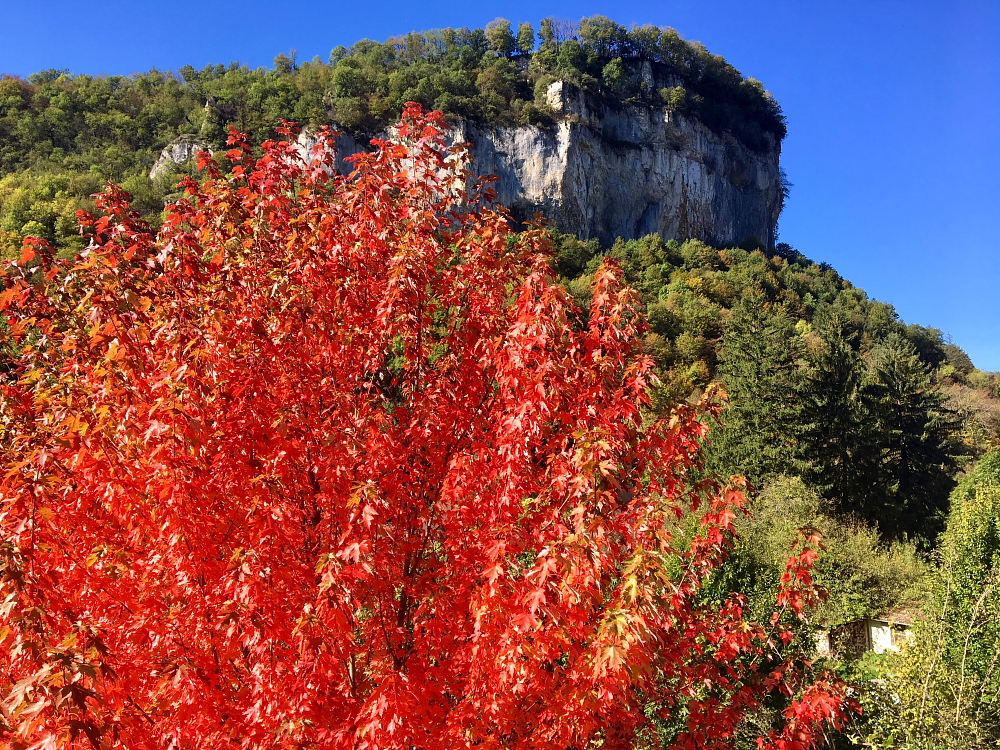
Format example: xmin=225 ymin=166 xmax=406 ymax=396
xmin=149 ymin=135 xmax=213 ymax=180
xmin=456 ymin=81 xmax=782 ymax=250
xmin=278 ymin=80 xmax=783 ymax=250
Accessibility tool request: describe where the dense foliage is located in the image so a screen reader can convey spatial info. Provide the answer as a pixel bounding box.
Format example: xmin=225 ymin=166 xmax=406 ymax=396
xmin=0 ymin=108 xmax=852 ymax=749
xmin=552 ymin=232 xmax=999 ymax=544
xmin=719 ymin=477 xmax=929 ymax=627
xmin=848 ymin=451 xmax=1000 ymax=748
xmin=0 ymin=16 xmax=783 ymax=261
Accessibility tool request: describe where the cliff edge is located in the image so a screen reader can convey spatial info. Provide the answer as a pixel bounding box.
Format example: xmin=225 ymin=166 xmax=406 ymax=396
xmin=459 ymin=81 xmax=782 ymax=250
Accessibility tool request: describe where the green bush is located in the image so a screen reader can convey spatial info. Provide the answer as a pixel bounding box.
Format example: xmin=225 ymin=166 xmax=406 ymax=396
xmin=855 ymin=452 xmax=1000 ymax=748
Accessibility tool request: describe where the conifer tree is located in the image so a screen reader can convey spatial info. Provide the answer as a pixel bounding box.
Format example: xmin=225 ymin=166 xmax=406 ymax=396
xmin=801 ymin=315 xmax=872 ymax=516
xmin=710 ymin=291 xmax=808 ymax=487
xmin=516 ymin=22 xmax=535 ymax=55
xmin=538 ymin=18 xmax=556 ymax=47
xmin=860 ymin=333 xmax=957 ymax=541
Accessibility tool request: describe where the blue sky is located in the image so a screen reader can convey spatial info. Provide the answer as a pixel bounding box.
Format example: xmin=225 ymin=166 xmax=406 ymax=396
xmin=2 ymin=0 xmax=998 ymax=368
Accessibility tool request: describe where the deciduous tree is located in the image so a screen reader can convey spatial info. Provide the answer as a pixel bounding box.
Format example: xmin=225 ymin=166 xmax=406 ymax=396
xmin=862 ymin=451 xmax=1000 ymax=747
xmin=0 ymin=106 xmax=850 ymax=749
xmin=485 ymin=18 xmax=516 ymax=57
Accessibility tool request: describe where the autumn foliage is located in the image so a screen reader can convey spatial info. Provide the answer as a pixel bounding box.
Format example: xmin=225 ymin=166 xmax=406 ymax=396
xmin=0 ymin=105 xmax=852 ymax=749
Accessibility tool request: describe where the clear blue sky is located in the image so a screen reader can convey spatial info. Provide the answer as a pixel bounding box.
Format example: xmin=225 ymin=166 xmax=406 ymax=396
xmin=2 ymin=0 xmax=998 ymax=368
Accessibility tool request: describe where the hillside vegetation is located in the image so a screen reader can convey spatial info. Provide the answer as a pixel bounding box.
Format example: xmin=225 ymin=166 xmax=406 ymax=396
xmin=553 ymin=232 xmax=999 ymax=544
xmin=553 ymin=232 xmax=1000 ymax=747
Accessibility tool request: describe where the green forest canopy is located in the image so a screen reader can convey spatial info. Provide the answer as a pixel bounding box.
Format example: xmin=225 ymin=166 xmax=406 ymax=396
xmin=552 ymin=232 xmax=998 ymax=544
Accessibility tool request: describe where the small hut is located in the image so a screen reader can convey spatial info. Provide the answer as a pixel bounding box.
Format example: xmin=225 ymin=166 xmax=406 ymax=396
xmin=815 ymin=609 xmax=915 ymax=659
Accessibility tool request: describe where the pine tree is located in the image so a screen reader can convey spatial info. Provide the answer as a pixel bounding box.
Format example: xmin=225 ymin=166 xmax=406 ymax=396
xmin=801 ymin=315 xmax=874 ymax=516
xmin=710 ymin=291 xmax=808 ymax=487
xmin=860 ymin=333 xmax=958 ymax=541
xmin=516 ymin=22 xmax=535 ymax=55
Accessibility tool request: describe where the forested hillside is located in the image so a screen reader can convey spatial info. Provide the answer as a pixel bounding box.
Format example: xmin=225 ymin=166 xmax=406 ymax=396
xmin=553 ymin=233 xmax=1000 ymax=747
xmin=551 ymin=232 xmax=999 ymax=545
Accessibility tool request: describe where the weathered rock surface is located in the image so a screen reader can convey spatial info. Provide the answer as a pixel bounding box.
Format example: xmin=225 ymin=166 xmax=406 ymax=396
xmin=149 ymin=135 xmax=213 ymax=180
xmin=294 ymin=129 xmax=365 ymax=176
xmin=457 ymin=82 xmax=782 ymax=249
xmin=282 ymin=81 xmax=782 ymax=250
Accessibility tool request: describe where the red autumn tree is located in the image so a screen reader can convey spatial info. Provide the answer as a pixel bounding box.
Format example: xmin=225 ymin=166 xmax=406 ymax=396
xmin=0 ymin=106 xmax=851 ymax=749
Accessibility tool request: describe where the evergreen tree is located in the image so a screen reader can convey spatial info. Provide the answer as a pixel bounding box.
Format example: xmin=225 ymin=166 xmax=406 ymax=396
xmin=556 ymin=39 xmax=587 ymax=79
xmin=710 ymin=291 xmax=808 ymax=486
xmin=516 ymin=22 xmax=535 ymax=55
xmin=802 ymin=314 xmax=874 ymax=516
xmin=602 ymin=58 xmax=628 ymax=96
xmin=860 ymin=333 xmax=958 ymax=541
xmin=538 ymin=17 xmax=556 ymax=47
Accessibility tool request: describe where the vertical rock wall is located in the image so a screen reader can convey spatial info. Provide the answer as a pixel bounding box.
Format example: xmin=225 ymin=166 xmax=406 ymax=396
xmin=457 ymin=81 xmax=783 ymax=249
xmin=153 ymin=80 xmax=783 ymax=249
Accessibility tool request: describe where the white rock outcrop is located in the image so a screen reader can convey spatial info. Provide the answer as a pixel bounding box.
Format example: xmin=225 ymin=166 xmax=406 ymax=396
xmin=294 ymin=128 xmax=365 ymax=175
xmin=213 ymin=81 xmax=783 ymax=249
xmin=456 ymin=81 xmax=782 ymax=249
xmin=149 ymin=135 xmax=213 ymax=180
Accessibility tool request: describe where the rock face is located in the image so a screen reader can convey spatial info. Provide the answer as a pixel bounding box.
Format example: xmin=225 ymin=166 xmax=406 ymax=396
xmin=149 ymin=135 xmax=213 ymax=180
xmin=295 ymin=129 xmax=365 ymax=176
xmin=298 ymin=80 xmax=782 ymax=250
xmin=457 ymin=82 xmax=782 ymax=249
